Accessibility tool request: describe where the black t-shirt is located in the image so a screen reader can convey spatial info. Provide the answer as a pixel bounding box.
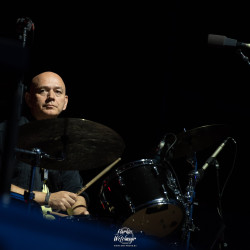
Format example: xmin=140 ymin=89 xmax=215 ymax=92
xmin=0 ymin=116 xmax=89 ymax=206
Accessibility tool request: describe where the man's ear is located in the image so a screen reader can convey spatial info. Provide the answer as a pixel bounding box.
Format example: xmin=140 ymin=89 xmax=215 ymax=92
xmin=24 ymin=92 xmax=32 ymax=108
xmin=63 ymin=95 xmax=68 ymax=111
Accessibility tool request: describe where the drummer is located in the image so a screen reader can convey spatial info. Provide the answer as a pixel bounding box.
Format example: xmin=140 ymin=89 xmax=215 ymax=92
xmin=0 ymin=71 xmax=89 ymax=216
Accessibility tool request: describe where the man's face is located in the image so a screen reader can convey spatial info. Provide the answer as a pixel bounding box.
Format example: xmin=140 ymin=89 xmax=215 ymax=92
xmin=25 ymin=72 xmax=68 ymax=120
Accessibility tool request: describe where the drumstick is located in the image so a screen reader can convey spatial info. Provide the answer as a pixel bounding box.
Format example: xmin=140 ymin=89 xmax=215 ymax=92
xmin=66 ymin=158 xmax=121 ymax=216
xmin=53 ymin=158 xmax=121 ymax=216
xmin=76 ymin=157 xmax=121 ymax=195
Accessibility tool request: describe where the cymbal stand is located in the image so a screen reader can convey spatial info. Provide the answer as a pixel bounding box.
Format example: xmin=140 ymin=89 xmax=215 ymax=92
xmin=15 ymin=146 xmax=65 ymax=197
xmin=12 ymin=148 xmax=43 ymax=213
xmin=14 ymin=147 xmax=64 ymax=212
xmin=27 ymin=148 xmax=42 ymax=204
xmin=182 ymin=153 xmax=200 ymax=250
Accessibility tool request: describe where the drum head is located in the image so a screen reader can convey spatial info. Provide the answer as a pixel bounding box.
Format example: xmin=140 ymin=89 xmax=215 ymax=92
xmin=123 ymin=201 xmax=184 ymax=237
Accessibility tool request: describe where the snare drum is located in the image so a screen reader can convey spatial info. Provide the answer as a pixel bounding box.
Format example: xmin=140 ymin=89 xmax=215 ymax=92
xmin=99 ymin=159 xmax=184 ymax=237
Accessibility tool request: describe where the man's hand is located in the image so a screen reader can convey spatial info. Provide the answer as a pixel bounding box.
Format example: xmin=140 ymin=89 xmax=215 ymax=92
xmin=10 ymin=184 xmax=89 ymax=216
xmin=48 ymin=191 xmax=77 ymax=211
xmin=48 ymin=191 xmax=89 ymax=215
xmin=71 ymin=195 xmax=89 ymax=215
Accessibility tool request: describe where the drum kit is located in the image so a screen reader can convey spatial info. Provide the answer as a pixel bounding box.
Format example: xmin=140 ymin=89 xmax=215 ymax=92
xmin=9 ymin=117 xmax=232 ymax=249
xmin=0 ymin=17 xmax=235 ymax=249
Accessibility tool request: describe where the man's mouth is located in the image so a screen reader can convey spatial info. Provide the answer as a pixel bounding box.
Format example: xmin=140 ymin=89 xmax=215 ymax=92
xmin=44 ymin=105 xmax=56 ymax=108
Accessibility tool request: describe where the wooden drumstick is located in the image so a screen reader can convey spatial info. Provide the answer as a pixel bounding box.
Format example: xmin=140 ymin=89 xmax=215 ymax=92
xmin=67 ymin=157 xmax=121 ymax=215
xmin=76 ymin=157 xmax=121 ymax=195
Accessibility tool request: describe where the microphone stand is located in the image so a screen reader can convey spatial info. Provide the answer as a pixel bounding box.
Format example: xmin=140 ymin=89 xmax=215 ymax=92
xmin=196 ymin=138 xmax=232 ymax=249
xmin=0 ymin=17 xmax=34 ymax=206
xmin=236 ymin=49 xmax=250 ymax=66
xmin=209 ymin=160 xmax=227 ymax=250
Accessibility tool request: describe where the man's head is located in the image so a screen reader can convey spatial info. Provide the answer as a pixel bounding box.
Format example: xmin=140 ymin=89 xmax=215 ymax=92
xmin=25 ymin=71 xmax=68 ymax=120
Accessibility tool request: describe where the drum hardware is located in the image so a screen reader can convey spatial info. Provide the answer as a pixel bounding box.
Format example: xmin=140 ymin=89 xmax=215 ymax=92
xmin=13 ymin=147 xmax=41 ymax=206
xmin=153 ymin=165 xmax=160 ymax=175
xmin=14 ymin=147 xmax=56 ymax=208
xmin=156 ymin=126 xmax=233 ymax=249
xmin=118 ymin=175 xmax=125 ymax=186
xmin=26 ymin=148 xmax=41 ymax=204
xmin=161 ymin=184 xmax=168 ymax=197
xmin=155 ymin=124 xmax=232 ymax=207
xmin=13 ymin=146 xmax=76 ymax=216
xmin=6 ymin=147 xmax=46 ymax=215
xmin=180 ymin=137 xmax=235 ymax=249
xmin=128 ymin=200 xmax=135 ymax=214
xmin=181 ymin=153 xmax=200 ymax=250
xmin=165 ymin=167 xmax=184 ymax=204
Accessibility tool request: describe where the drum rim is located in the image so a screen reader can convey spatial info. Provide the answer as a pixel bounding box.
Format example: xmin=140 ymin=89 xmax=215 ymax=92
xmin=114 ymin=158 xmax=159 ymax=176
xmin=132 ymin=197 xmax=184 ymax=212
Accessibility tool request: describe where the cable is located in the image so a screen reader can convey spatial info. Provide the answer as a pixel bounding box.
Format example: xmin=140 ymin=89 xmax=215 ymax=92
xmin=220 ymin=137 xmax=237 ymax=199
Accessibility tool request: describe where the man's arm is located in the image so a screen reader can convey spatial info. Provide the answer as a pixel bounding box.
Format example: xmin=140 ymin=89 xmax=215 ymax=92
xmin=10 ymin=184 xmax=89 ymax=215
xmin=11 ymin=184 xmax=47 ymax=205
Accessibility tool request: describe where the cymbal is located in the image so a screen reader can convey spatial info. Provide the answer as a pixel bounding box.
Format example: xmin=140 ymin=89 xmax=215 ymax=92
xmin=169 ymin=124 xmax=231 ymax=159
xmin=17 ymin=118 xmax=125 ymax=170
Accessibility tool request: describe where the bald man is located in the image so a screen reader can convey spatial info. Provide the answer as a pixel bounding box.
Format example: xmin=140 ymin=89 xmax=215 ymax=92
xmin=25 ymin=71 xmax=68 ymax=120
xmin=5 ymin=71 xmax=89 ymax=216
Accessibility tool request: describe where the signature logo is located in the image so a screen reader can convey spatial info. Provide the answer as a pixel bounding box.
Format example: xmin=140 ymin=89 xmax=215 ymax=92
xmin=114 ymin=227 xmax=136 ymax=246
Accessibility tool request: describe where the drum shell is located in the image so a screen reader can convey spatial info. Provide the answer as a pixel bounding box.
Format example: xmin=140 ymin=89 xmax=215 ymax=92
xmin=100 ymin=159 xmax=184 ymax=237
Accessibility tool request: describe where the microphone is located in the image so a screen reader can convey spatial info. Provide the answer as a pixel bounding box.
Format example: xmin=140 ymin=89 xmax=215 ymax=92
xmin=208 ymin=34 xmax=250 ymax=49
xmin=154 ymin=135 xmax=167 ymax=162
xmin=154 ymin=133 xmax=176 ymax=162
xmin=16 ymin=17 xmax=35 ymax=48
xmin=198 ymin=137 xmax=232 ymax=177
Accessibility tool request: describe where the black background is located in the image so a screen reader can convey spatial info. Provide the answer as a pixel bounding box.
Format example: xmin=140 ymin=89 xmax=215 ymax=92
xmin=1 ymin=2 xmax=250 ymax=249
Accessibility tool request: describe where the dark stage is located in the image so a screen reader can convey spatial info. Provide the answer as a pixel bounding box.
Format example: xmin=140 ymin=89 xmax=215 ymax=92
xmin=0 ymin=2 xmax=250 ymax=249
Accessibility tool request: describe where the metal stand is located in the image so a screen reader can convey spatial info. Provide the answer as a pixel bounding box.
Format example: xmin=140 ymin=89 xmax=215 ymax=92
xmin=182 ymin=138 xmax=231 ymax=249
xmin=236 ymin=49 xmax=250 ymax=66
xmin=0 ymin=17 xmax=34 ymax=206
xmin=182 ymin=153 xmax=200 ymax=250
xmin=209 ymin=160 xmax=228 ymax=250
xmin=26 ymin=148 xmax=42 ymax=209
xmin=9 ymin=148 xmax=41 ymax=212
xmin=13 ymin=147 xmax=53 ymax=212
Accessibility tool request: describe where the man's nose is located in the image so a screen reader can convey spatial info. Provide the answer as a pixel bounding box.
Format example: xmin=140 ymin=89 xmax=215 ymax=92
xmin=47 ymin=89 xmax=55 ymax=99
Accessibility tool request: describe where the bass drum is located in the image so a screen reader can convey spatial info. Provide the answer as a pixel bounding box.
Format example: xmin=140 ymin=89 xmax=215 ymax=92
xmin=99 ymin=159 xmax=184 ymax=238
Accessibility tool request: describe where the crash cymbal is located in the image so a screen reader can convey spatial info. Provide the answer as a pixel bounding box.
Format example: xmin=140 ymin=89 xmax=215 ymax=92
xmin=17 ymin=118 xmax=125 ymax=170
xmin=169 ymin=124 xmax=231 ymax=159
